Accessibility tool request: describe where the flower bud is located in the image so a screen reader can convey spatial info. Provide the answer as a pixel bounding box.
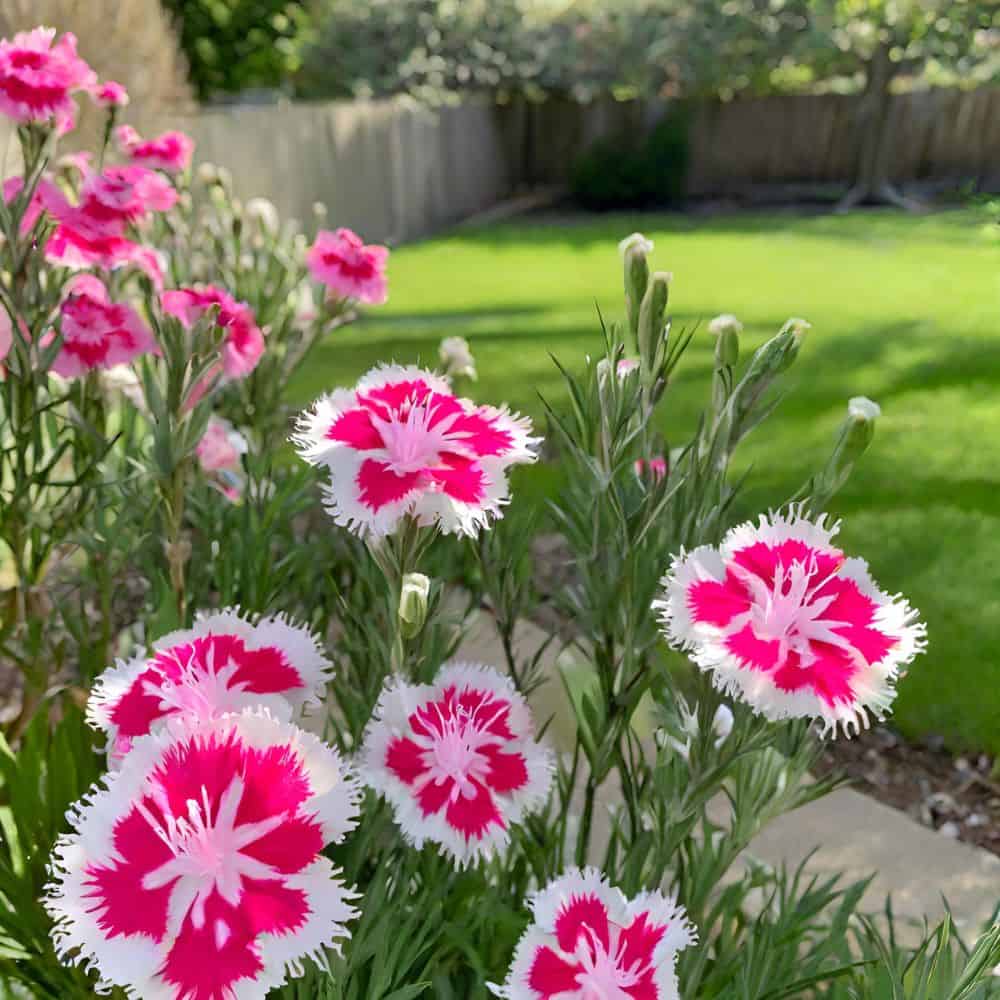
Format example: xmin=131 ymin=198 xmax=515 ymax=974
xmin=619 ymin=232 xmax=652 ymax=337
xmin=637 ymin=271 xmax=670 ymax=374
xmin=712 ymin=704 xmax=734 ymax=747
xmin=708 ymin=313 xmax=741 ymax=368
xmin=398 ymin=572 xmax=431 ymax=639
xmin=833 ymin=396 xmax=880 ymax=476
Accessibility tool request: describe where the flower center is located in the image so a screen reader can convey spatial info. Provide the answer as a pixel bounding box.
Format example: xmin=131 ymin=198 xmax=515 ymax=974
xmin=138 ymin=775 xmax=282 ymax=930
xmin=736 ymin=557 xmax=851 ymax=668
xmin=574 ymin=925 xmax=640 ymax=999
xmin=149 ymin=643 xmax=246 ymax=722
xmin=370 ymin=399 xmax=457 ymax=475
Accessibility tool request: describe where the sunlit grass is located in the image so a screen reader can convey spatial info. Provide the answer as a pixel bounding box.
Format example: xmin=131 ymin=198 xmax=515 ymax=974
xmin=291 ymin=207 xmax=1000 ymax=753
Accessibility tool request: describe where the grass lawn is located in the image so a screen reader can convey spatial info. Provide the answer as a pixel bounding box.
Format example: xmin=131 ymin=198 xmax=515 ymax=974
xmin=290 ymin=207 xmax=1000 ymax=755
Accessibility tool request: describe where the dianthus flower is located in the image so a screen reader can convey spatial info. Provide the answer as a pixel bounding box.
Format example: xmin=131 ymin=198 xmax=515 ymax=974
xmin=493 ymin=867 xmax=695 ymax=1000
xmin=655 ymin=507 xmax=926 ymax=735
xmin=87 ymin=609 xmax=333 ymax=759
xmin=295 ymin=365 xmax=538 ymax=537
xmin=360 ymin=662 xmax=552 ymax=864
xmin=46 ymin=710 xmax=360 ymax=999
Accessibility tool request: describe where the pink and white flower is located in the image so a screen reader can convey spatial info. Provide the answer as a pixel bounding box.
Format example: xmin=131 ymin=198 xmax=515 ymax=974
xmin=161 ymin=285 xmax=265 ymax=379
xmin=306 ymin=228 xmax=388 ymax=305
xmin=50 ymin=274 xmax=156 ymax=378
xmin=655 ymin=507 xmax=926 ymax=735
xmin=493 ymin=867 xmax=695 ymax=1000
xmin=87 ymin=608 xmax=333 ymax=758
xmin=295 ymin=364 xmax=538 ymax=537
xmin=360 ymin=662 xmax=553 ymax=865
xmin=0 ymin=28 xmax=96 ymax=133
xmin=92 ymin=80 xmax=128 ymax=108
xmin=45 ymin=710 xmax=360 ymax=999
xmin=116 ymin=125 xmax=194 ymax=174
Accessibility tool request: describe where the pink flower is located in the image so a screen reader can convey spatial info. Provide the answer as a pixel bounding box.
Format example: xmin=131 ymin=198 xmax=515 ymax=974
xmin=116 ymin=124 xmax=194 ymax=174
xmin=75 ymin=165 xmax=178 ymax=232
xmin=494 ymin=868 xmax=695 ymax=1000
xmin=45 ymin=710 xmax=361 ymax=999
xmin=0 ymin=307 xmax=12 ymax=364
xmin=45 ymin=224 xmax=164 ymax=287
xmin=3 ymin=174 xmax=64 ymax=233
xmin=295 ymin=364 xmax=539 ymax=537
xmin=49 ymin=274 xmax=156 ymax=378
xmin=87 ymin=608 xmax=333 ymax=758
xmin=197 ymin=417 xmax=248 ymax=473
xmin=307 ymin=228 xmax=388 ymax=305
xmin=92 ymin=80 xmax=128 ymax=108
xmin=360 ymin=662 xmax=552 ymax=865
xmin=654 ymin=506 xmax=927 ymax=736
xmin=161 ymin=285 xmax=265 ymax=379
xmin=635 ymin=456 xmax=668 ymax=483
xmin=0 ymin=28 xmax=96 ymax=133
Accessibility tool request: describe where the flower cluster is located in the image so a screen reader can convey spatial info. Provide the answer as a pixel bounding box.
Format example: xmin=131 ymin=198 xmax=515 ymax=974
xmin=47 ymin=609 xmax=360 ymax=999
xmin=656 ymin=507 xmax=927 ymax=735
xmin=295 ymin=364 xmax=539 ymax=537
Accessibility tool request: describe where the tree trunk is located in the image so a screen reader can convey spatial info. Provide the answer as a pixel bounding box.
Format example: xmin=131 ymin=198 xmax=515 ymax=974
xmin=836 ymin=42 xmax=921 ymax=212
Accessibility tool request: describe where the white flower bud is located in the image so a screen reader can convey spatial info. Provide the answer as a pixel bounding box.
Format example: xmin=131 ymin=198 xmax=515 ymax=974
xmin=398 ymin=572 xmax=431 ymax=638
xmin=439 ymin=336 xmax=477 ymax=380
xmin=246 ymin=197 xmax=279 ymax=235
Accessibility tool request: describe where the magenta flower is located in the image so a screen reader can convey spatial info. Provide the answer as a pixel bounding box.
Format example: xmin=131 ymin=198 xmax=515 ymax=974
xmin=161 ymin=285 xmax=265 ymax=379
xmin=37 ymin=166 xmax=173 ymax=286
xmin=0 ymin=28 xmax=96 ymax=133
xmin=494 ymin=868 xmax=695 ymax=1000
xmin=49 ymin=275 xmax=156 ymax=379
xmin=45 ymin=710 xmax=361 ymax=999
xmin=655 ymin=507 xmax=927 ymax=735
xmin=634 ymin=456 xmax=668 ymax=483
xmin=45 ymin=224 xmax=164 ymax=287
xmin=295 ymin=365 xmax=538 ymax=537
xmin=360 ymin=663 xmax=552 ymax=865
xmin=92 ymin=80 xmax=128 ymax=109
xmin=116 ymin=124 xmax=194 ymax=174
xmin=75 ymin=165 xmax=178 ymax=231
xmin=306 ymin=228 xmax=388 ymax=305
xmin=88 ymin=608 xmax=333 ymax=759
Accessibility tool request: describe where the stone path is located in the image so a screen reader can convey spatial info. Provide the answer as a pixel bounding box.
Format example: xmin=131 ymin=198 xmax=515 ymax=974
xmin=456 ymin=612 xmax=1000 ymax=937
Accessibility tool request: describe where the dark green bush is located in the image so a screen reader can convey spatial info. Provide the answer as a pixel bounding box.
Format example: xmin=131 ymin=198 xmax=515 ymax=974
xmin=570 ymin=108 xmax=691 ymax=211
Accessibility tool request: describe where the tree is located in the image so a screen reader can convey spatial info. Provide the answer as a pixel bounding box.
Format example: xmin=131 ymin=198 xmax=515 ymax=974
xmin=803 ymin=0 xmax=1000 ymax=210
xmin=161 ymin=0 xmax=311 ymax=101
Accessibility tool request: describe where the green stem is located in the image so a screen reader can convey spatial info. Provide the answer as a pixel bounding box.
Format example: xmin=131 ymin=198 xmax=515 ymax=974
xmin=575 ymin=775 xmax=597 ymax=868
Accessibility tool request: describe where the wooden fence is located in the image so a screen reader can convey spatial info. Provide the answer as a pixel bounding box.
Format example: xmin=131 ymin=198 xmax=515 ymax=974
xmin=5 ymin=87 xmax=1000 ymax=242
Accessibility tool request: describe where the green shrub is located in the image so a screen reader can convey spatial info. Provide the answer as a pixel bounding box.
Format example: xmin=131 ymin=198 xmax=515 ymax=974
xmin=570 ymin=107 xmax=691 ymax=210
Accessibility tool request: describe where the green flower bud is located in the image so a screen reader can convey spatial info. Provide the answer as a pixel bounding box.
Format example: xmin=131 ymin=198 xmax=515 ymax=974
xmin=398 ymin=572 xmax=431 ymax=639
xmin=637 ymin=271 xmax=670 ymax=375
xmin=619 ymin=233 xmax=652 ymax=337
